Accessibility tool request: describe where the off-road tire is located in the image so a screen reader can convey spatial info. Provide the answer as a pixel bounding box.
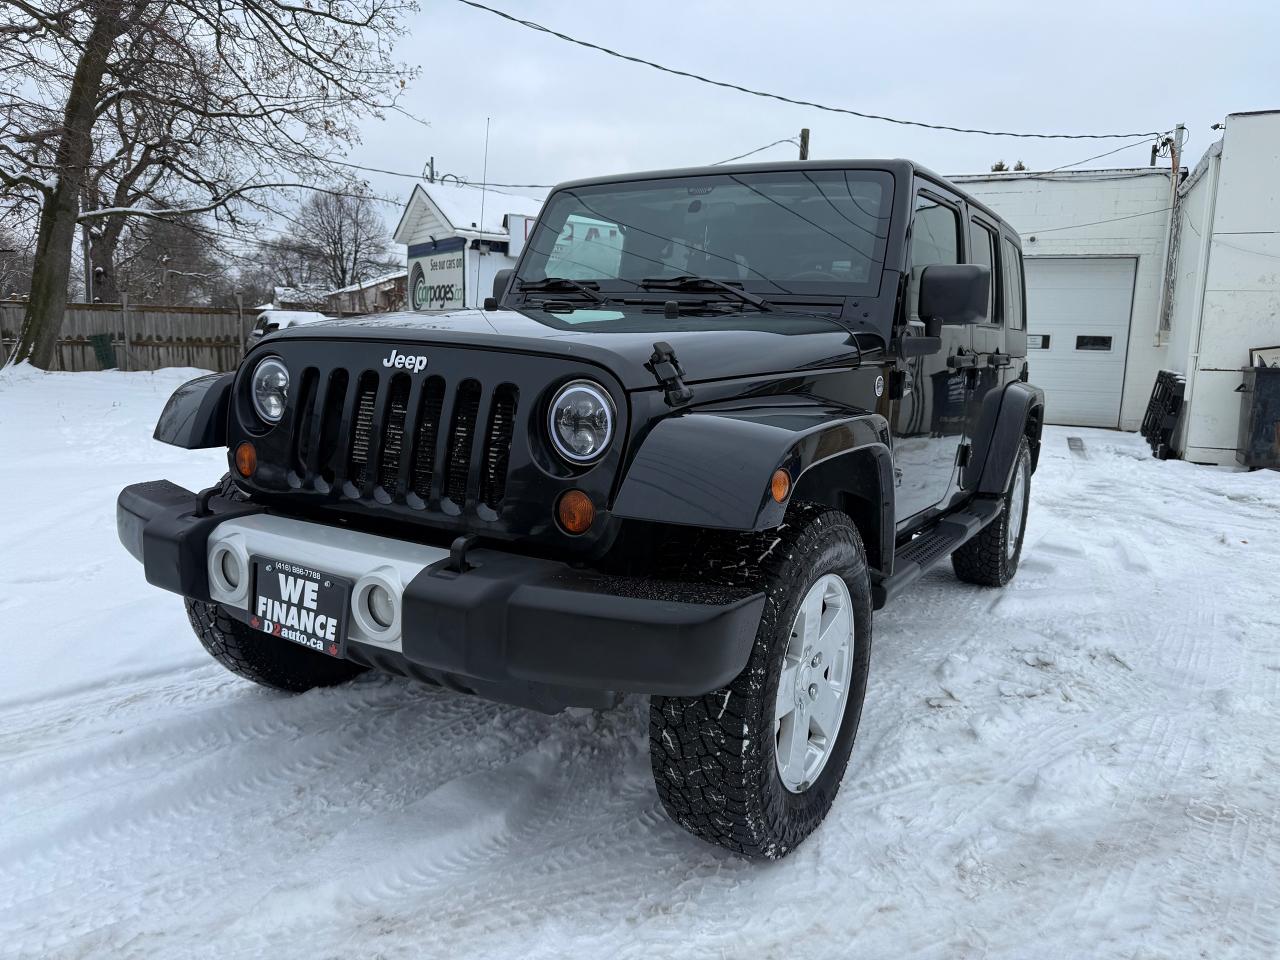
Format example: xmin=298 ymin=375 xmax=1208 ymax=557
xmin=186 ymin=600 xmax=365 ymax=692
xmin=649 ymin=503 xmax=872 ymax=860
xmin=952 ymin=436 xmax=1032 ymax=587
xmin=184 ymin=474 xmax=366 ymax=692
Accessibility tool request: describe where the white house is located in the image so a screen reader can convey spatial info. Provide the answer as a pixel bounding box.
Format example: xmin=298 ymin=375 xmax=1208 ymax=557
xmin=956 ymin=110 xmax=1280 ymax=464
xmin=392 ymin=181 xmax=545 ymax=312
xmin=323 ymin=270 xmax=407 ymax=316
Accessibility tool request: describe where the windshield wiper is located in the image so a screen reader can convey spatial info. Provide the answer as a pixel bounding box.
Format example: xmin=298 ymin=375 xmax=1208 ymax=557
xmin=518 ymin=277 xmax=607 ymax=304
xmin=639 ymin=275 xmax=773 ymax=312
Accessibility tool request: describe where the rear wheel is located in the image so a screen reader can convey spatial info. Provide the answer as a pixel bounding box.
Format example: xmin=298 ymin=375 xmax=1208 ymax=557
xmin=649 ymin=504 xmax=872 ymax=860
xmin=952 ymin=435 xmax=1032 ymax=587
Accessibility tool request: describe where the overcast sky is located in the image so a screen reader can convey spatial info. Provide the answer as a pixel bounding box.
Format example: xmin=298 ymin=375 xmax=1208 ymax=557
xmin=353 ymin=0 xmax=1276 ymax=209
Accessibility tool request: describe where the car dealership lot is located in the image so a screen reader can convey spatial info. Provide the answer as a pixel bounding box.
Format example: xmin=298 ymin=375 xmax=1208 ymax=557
xmin=2 ymin=367 xmax=1278 ymax=960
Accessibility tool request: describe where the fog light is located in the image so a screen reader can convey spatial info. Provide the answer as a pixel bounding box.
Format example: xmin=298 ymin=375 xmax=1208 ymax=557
xmin=771 ymin=468 xmax=791 ymax=503
xmin=557 ymin=489 xmax=595 ymax=535
xmin=235 ymin=441 xmax=256 ymax=477
xmin=367 ymin=583 xmax=395 ymax=629
xmin=209 ymin=544 xmax=246 ymax=599
xmin=220 ymin=550 xmax=242 ymax=590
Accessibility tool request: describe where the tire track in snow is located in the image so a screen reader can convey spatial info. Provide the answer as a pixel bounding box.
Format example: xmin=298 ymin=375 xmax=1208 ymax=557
xmin=0 ymin=684 xmax=515 ymax=929
xmin=2 ymin=694 xmax=552 ymax=960
xmin=2 ymin=673 xmax=436 ymax=809
xmin=1157 ymin=794 xmax=1280 ymax=957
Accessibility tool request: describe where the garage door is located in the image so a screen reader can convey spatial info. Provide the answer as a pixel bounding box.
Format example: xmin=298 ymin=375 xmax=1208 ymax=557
xmin=1024 ymin=257 xmax=1136 ymax=428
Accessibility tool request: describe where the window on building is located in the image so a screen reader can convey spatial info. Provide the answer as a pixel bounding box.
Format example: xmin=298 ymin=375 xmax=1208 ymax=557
xmin=1076 ymin=335 xmax=1114 ymax=351
xmin=1001 ymin=236 xmax=1025 ymax=330
xmin=969 ymin=220 xmax=998 ymax=324
xmin=909 ymin=194 xmax=961 ymax=269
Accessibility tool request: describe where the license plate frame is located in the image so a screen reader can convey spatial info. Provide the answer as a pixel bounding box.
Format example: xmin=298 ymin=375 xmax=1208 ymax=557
xmin=250 ymin=556 xmax=351 ymax=659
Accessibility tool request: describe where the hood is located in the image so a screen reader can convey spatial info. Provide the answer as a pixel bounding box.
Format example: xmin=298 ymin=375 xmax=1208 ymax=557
xmin=270 ymin=305 xmax=864 ymax=391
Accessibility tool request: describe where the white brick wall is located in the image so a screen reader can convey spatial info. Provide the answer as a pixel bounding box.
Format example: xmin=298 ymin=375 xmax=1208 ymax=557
xmin=950 ymin=169 xmax=1176 ymax=430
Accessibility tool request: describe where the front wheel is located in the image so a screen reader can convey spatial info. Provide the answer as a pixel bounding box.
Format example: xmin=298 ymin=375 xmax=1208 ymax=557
xmin=649 ymin=504 xmax=872 ymax=860
xmin=186 ymin=599 xmax=366 ymax=692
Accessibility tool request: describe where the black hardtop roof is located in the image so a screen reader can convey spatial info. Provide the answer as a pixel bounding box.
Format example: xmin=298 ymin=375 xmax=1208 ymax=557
xmin=549 ymin=158 xmax=1012 ymax=233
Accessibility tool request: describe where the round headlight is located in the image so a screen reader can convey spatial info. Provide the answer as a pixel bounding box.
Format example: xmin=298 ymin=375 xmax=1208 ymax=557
xmin=548 ymin=380 xmax=615 ymax=464
xmin=250 ymin=357 xmax=290 ymax=424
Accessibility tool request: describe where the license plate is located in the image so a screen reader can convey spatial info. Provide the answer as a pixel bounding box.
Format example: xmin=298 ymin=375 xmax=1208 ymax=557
xmin=250 ymin=556 xmax=351 ymax=658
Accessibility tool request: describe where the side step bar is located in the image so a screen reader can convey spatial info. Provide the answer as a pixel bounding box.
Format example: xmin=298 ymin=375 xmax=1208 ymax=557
xmin=872 ymin=498 xmax=1003 ymax=608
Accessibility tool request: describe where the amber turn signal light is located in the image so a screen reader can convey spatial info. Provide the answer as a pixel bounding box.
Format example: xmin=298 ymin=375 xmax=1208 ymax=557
xmin=235 ymin=441 xmax=257 ymax=478
xmin=556 ymin=489 xmax=595 ymax=535
xmin=771 ymin=468 xmax=791 ymax=503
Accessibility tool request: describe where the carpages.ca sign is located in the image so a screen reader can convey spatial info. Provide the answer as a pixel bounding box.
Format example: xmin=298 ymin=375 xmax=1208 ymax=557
xmin=408 ymin=237 xmax=466 ymax=311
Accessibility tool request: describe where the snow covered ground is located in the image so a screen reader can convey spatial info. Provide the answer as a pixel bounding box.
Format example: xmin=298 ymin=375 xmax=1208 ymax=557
xmin=2 ymin=367 xmax=1278 ymax=960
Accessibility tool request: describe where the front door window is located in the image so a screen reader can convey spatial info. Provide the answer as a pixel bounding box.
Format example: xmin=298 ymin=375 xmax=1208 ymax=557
xmin=892 ymin=191 xmax=973 ymax=523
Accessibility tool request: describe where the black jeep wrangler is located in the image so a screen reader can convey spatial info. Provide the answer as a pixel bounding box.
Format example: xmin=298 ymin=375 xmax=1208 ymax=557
xmin=118 ymin=160 xmax=1043 ymax=859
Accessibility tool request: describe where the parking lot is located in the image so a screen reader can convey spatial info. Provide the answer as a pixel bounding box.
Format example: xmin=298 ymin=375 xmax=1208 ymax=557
xmin=2 ymin=367 xmax=1277 ymax=960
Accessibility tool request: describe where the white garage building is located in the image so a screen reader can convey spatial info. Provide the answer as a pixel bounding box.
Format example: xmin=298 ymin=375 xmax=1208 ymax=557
xmin=952 ymin=166 xmax=1175 ymax=431
xmin=954 ymin=109 xmax=1280 ymax=464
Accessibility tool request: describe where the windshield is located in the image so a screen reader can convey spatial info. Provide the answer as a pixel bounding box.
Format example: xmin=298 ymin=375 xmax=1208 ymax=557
xmin=516 ymin=169 xmax=894 ymax=300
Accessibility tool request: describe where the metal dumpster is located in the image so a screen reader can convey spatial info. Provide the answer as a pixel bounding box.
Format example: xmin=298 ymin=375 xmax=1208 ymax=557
xmin=1236 ymin=366 xmax=1280 ymax=468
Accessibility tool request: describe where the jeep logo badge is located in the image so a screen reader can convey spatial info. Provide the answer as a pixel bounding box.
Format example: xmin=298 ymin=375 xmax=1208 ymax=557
xmin=382 ymin=348 xmax=428 ymax=373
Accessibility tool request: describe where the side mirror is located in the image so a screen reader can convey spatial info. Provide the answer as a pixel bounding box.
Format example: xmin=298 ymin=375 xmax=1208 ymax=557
xmin=491 ymin=268 xmax=514 ymax=306
xmin=919 ymin=264 xmax=990 ymax=333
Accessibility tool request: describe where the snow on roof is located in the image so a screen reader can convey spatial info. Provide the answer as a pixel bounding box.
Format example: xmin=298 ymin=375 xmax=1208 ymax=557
xmin=257 ymin=310 xmax=332 ymax=325
xmin=265 ymin=285 xmax=328 ymax=309
xmin=430 ymin=182 xmax=544 ymax=235
xmin=326 ymin=270 xmax=407 ymax=297
xmin=393 ymin=182 xmax=546 ymax=245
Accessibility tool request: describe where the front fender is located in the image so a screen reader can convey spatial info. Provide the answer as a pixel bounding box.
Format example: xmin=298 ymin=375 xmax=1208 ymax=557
xmin=153 ymin=372 xmax=233 ymax=449
xmin=612 ymin=400 xmax=891 ymax=532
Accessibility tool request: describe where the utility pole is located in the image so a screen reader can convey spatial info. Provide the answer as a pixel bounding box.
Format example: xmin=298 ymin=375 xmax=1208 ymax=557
xmin=1153 ymin=122 xmax=1187 ymax=344
xmin=799 ymin=128 xmax=810 ymax=161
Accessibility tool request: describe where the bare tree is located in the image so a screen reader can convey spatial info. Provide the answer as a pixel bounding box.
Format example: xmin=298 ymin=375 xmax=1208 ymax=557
xmin=0 ymin=0 xmax=419 ymax=368
xmin=113 ymin=214 xmax=228 ymax=304
xmin=243 ymin=236 xmax=325 ymax=296
xmin=0 ymin=222 xmax=35 ymax=299
xmin=288 ymin=182 xmax=398 ymax=292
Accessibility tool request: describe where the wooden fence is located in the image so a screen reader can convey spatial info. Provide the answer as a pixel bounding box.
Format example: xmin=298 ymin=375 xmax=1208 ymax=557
xmin=0 ymin=301 xmax=248 ymax=372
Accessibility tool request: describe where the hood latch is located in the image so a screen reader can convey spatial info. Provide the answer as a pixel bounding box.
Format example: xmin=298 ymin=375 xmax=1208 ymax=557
xmin=646 ymin=341 xmax=694 ymax=407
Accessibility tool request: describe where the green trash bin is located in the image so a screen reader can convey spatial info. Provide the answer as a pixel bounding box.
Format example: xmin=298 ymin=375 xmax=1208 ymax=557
xmin=88 ymin=333 xmax=117 ymax=370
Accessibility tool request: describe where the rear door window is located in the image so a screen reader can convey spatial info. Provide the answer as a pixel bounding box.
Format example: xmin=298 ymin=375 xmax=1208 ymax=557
xmin=969 ymin=220 xmax=999 ymax=324
xmin=1001 ymin=236 xmax=1025 ymax=330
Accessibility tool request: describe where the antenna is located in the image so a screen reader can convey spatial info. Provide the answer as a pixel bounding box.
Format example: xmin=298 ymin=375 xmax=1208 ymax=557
xmin=474 ymin=117 xmax=491 ymax=309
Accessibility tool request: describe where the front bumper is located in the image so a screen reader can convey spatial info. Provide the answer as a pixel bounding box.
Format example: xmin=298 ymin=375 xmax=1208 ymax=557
xmin=117 ymin=481 xmax=764 ymax=711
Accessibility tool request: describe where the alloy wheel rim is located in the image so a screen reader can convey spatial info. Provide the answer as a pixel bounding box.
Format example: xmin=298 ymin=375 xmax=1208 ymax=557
xmin=1007 ymin=456 xmax=1029 ymax=560
xmin=774 ymin=573 xmax=855 ymax=793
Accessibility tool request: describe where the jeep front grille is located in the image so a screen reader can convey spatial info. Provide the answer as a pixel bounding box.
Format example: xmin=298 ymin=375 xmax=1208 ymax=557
xmin=291 ymin=367 xmax=519 ymax=511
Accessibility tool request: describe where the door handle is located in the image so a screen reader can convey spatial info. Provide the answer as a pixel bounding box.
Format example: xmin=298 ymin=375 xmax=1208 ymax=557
xmin=947 ymin=353 xmax=980 ymax=370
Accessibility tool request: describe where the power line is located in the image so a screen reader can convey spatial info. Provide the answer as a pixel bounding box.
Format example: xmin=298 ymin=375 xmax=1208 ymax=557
xmin=713 ymin=137 xmax=800 ymax=165
xmin=1030 ymin=205 xmax=1172 ymax=235
xmin=1049 ymin=136 xmax=1158 ymax=171
xmin=312 ymin=153 xmax=556 ymax=189
xmin=451 ymin=0 xmax=1164 ymax=141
